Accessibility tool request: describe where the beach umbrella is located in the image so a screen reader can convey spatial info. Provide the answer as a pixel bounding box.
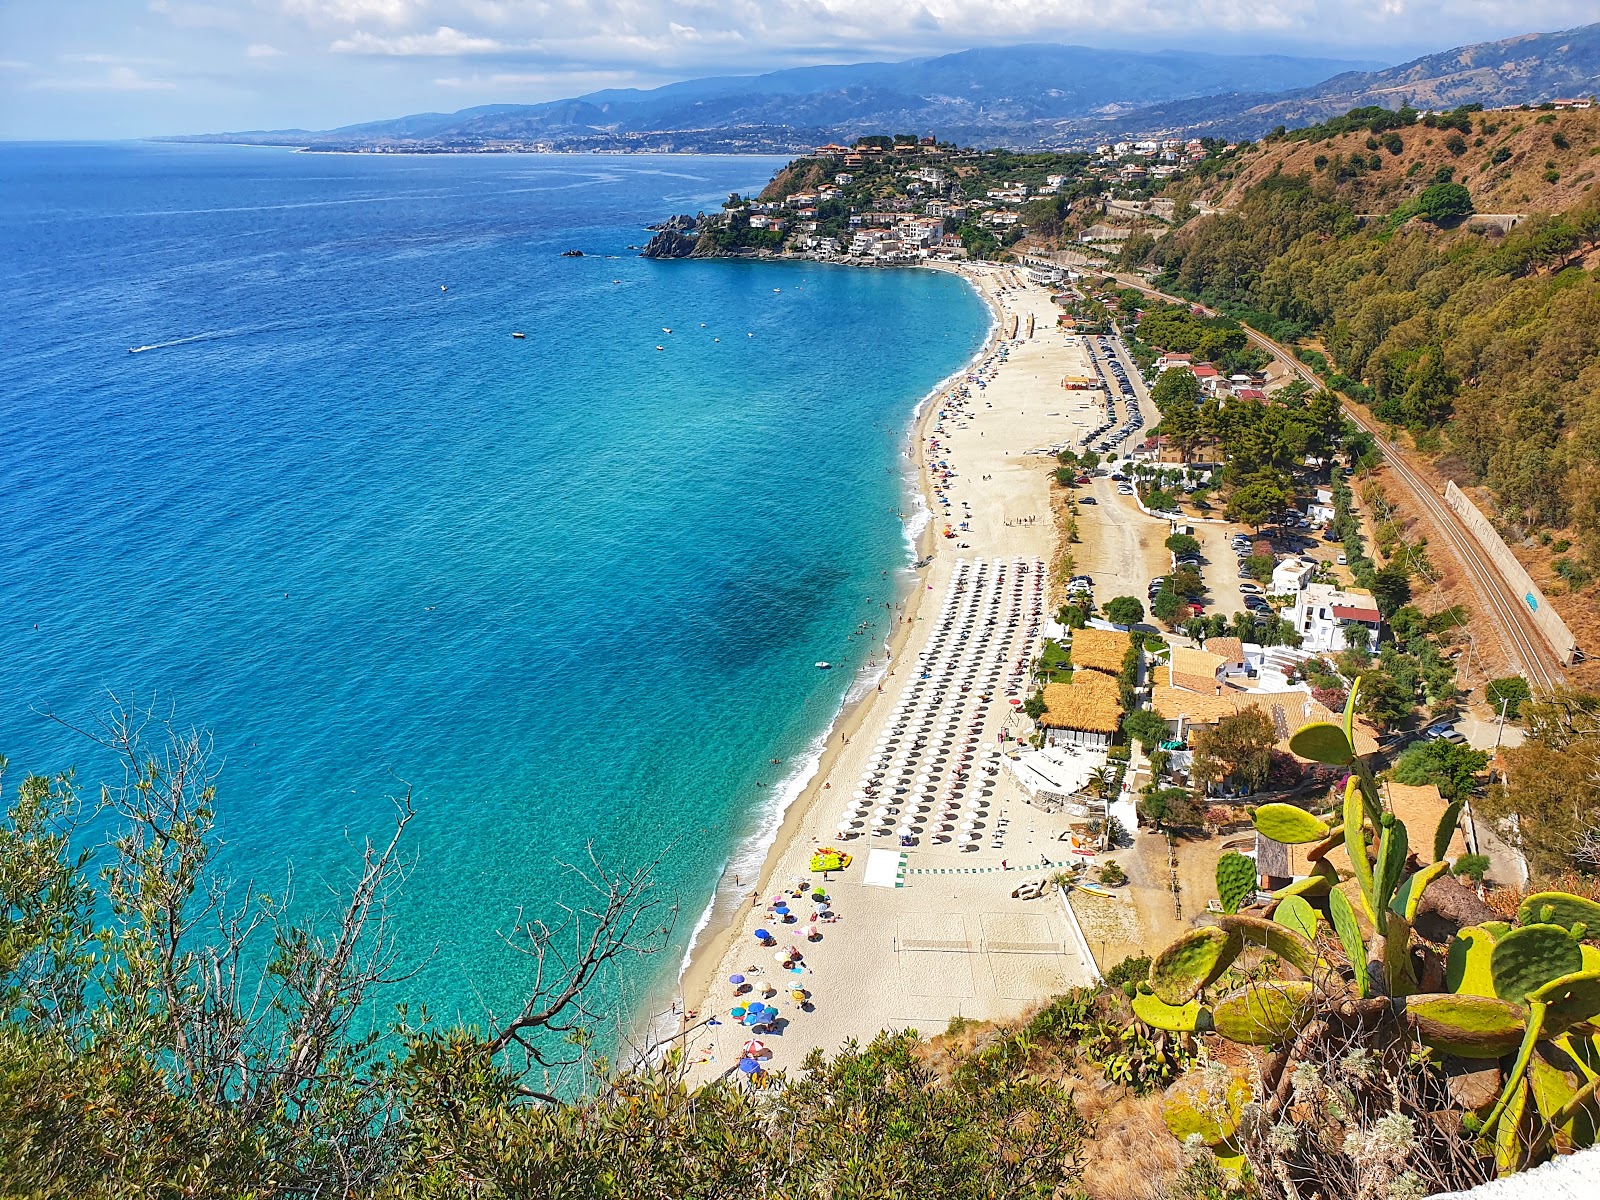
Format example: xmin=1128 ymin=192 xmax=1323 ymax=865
xmin=731 ymin=1006 xmax=747 ymax=1019
xmin=729 ymin=974 xmax=745 ymax=985
xmin=738 ymin=1058 xmax=760 ymax=1075
xmin=743 ymin=1039 xmax=767 ymax=1056
xmin=754 ymin=929 xmax=772 ymax=941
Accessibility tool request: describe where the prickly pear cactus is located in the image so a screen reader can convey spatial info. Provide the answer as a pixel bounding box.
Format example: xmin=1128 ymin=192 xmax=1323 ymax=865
xmin=1491 ymin=924 xmax=1584 ymax=1004
xmin=1134 ymin=691 xmax=1600 ymax=1179
xmin=1148 ymin=926 xmax=1241 ymax=1006
xmin=1215 ymin=851 xmax=1255 ymax=915
xmin=1253 ymin=801 xmax=1329 ymax=845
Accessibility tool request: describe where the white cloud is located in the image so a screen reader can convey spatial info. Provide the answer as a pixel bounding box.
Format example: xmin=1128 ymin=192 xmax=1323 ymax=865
xmin=247 ymin=43 xmax=286 ymax=57
xmin=282 ymin=0 xmax=423 ymax=26
xmin=331 ymin=25 xmax=506 ymax=54
xmin=34 ymin=66 xmax=178 ymax=91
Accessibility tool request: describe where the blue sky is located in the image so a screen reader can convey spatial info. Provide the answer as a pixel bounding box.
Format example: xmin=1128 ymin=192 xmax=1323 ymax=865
xmin=2 ymin=1 xmax=1595 ymax=139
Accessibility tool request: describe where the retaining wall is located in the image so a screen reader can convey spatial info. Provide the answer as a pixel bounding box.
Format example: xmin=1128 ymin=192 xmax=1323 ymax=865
xmin=1442 ymin=481 xmax=1577 ymax=665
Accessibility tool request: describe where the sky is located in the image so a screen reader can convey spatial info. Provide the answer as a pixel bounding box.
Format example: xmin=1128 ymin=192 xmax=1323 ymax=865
xmin=1 ymin=1 xmax=1596 ymax=139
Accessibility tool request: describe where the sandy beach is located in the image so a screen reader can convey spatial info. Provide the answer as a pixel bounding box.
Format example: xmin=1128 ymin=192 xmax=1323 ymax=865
xmin=672 ymin=265 xmax=1131 ymax=1082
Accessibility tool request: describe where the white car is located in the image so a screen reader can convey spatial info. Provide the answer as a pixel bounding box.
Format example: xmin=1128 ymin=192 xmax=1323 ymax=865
xmin=1239 ymin=583 xmax=1263 ymax=595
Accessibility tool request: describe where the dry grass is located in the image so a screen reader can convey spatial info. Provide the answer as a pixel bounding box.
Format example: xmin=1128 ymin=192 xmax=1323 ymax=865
xmin=1075 ymin=1092 xmax=1186 ymax=1200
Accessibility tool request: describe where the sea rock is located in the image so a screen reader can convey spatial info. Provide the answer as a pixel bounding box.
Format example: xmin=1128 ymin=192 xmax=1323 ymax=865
xmin=560 ymin=249 xmax=584 ymax=257
xmin=646 ymin=213 xmax=699 ymax=234
xmin=641 ymin=229 xmax=699 ymax=259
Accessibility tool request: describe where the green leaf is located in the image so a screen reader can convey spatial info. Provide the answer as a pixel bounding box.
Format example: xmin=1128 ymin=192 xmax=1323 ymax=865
xmin=1287 ymin=721 xmax=1353 ymax=765
xmin=1529 ymin=970 xmax=1600 ymax=1036
xmin=1343 ymin=676 xmax=1361 ymax=741
xmin=1328 ymin=886 xmax=1369 ymax=998
xmin=1254 ymin=802 xmax=1330 ymax=845
xmin=1274 ymin=894 xmax=1320 ymax=943
xmin=1372 ymin=814 xmax=1409 ymax=918
xmin=1215 ymin=851 xmax=1256 ymax=916
xmin=1272 ymin=860 xmax=1337 ymax=900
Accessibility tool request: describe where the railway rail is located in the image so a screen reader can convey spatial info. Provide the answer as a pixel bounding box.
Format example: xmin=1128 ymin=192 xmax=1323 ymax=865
xmin=1117 ymin=275 xmax=1566 ymax=691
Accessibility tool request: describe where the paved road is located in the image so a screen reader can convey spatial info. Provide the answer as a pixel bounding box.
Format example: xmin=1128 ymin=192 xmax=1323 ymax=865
xmin=1112 ymin=274 xmax=1567 ymax=692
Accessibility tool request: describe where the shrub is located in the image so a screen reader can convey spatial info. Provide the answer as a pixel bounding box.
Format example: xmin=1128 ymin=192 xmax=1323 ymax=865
xmin=1486 ymin=675 xmax=1531 ymax=718
xmin=1098 ymin=859 xmax=1128 ymax=886
xmin=1453 ymin=852 xmax=1490 ymax=882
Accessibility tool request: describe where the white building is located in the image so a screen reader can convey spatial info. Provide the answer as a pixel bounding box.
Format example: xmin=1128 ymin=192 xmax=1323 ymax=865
xmin=1270 ymin=557 xmax=1318 ymax=597
xmin=1308 ymin=488 xmax=1336 ymax=526
xmin=1290 ymin=583 xmax=1383 ymax=654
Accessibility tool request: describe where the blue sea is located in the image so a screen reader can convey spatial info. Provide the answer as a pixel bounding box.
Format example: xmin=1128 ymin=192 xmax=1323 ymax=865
xmin=0 ymin=142 xmax=990 ymax=1040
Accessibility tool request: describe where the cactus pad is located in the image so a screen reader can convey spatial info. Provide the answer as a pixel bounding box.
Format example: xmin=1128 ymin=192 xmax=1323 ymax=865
xmin=1215 ymin=851 xmax=1256 ymax=915
xmin=1517 ymin=892 xmax=1600 ymax=937
xmin=1434 ymin=798 xmax=1463 ymax=864
xmin=1372 ymin=814 xmax=1410 ymax=918
xmin=1492 ymin=924 xmax=1584 ymax=1004
xmin=1273 ymin=894 xmax=1320 ymax=943
xmin=1287 ymin=721 xmax=1353 ymax=765
xmin=1148 ymin=926 xmax=1242 ymax=1005
xmin=1254 ymin=802 xmax=1330 ymax=845
xmin=1131 ymin=989 xmax=1202 ymax=1032
xmin=1405 ymin=993 xmax=1528 ymax=1058
xmin=1211 ymin=981 xmax=1314 ymax=1045
xmin=1162 ymin=1072 xmax=1252 ymax=1143
xmin=1528 ymin=970 xmax=1600 ymax=1036
xmin=1303 ymin=824 xmax=1345 ymax=862
xmin=1391 ymin=861 xmax=1450 ymax=923
xmin=1328 ymin=886 xmax=1369 ymax=998
xmin=1273 ymin=860 xmax=1337 ymax=901
xmin=1445 ymin=927 xmax=1499 ymax=998
xmin=1343 ymin=777 xmax=1376 ymax=920
xmin=1218 ymin=913 xmax=1320 ymax=977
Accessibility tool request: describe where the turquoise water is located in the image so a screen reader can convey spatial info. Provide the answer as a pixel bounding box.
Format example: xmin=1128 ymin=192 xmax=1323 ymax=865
xmin=0 ymin=143 xmax=990 ymax=1035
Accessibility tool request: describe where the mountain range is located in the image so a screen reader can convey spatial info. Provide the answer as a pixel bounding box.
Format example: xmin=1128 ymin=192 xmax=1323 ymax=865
xmin=168 ymin=23 xmax=1600 ymax=152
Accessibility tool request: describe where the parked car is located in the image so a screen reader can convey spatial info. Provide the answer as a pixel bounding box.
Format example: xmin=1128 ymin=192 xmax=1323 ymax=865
xmin=1337 ymin=553 xmax=1348 ymax=566
xmin=1080 ymin=496 xmax=1098 ymax=505
xmin=1239 ymin=582 xmax=1263 ymax=595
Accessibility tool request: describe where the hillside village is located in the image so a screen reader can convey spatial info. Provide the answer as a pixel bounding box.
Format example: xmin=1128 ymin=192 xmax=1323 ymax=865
xmin=644 ymin=132 xmax=1236 ymax=264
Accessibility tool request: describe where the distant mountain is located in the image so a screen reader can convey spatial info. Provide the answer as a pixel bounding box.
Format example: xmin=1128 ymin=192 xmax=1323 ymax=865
xmin=165 ymin=43 xmax=1381 ymax=152
xmin=1079 ymin=22 xmax=1600 ymax=139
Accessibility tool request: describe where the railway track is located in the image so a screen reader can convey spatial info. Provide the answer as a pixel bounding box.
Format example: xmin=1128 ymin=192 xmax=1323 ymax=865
xmin=1118 ymin=276 xmax=1565 ymax=691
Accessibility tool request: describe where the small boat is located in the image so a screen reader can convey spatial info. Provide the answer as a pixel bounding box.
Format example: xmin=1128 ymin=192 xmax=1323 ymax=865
xmin=1073 ymin=881 xmax=1120 ymax=899
xmin=511 ymin=332 xmax=526 ymax=339
xmin=814 ymin=661 xmax=832 ymax=669
xmin=655 ymin=345 xmax=665 ymax=351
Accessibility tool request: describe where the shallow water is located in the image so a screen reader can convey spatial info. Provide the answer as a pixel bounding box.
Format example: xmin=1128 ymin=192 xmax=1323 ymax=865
xmin=0 ymin=142 xmax=990 ymax=1035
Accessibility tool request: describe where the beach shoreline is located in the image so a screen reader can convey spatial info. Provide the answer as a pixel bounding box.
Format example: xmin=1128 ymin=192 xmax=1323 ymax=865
xmin=654 ymin=262 xmax=1106 ymax=1081
xmin=644 ymin=263 xmax=1007 ymax=1055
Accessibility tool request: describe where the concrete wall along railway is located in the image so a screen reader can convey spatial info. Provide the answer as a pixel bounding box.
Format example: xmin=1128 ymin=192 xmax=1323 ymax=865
xmin=1442 ymin=481 xmax=1578 ymax=665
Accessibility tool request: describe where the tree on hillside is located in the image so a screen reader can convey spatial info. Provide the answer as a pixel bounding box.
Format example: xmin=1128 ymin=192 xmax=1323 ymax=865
xmin=1103 ymin=596 xmax=1145 ymax=626
xmin=1417 ymin=181 xmax=1473 ymax=223
xmin=1368 ymin=564 xmax=1413 ymax=618
xmin=1480 ymin=686 xmax=1600 ymax=877
xmin=1356 ymin=669 xmax=1412 ymax=731
xmin=1392 ymin=739 xmax=1490 ymax=803
xmin=1124 ymin=707 xmax=1169 ymax=753
xmin=1191 ymin=707 xmax=1278 ymax=794
xmin=1224 ymin=482 xmax=1284 ymax=531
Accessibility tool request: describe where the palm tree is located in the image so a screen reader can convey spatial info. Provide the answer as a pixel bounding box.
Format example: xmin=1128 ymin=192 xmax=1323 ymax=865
xmin=1086 ymin=766 xmax=1114 ymax=800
